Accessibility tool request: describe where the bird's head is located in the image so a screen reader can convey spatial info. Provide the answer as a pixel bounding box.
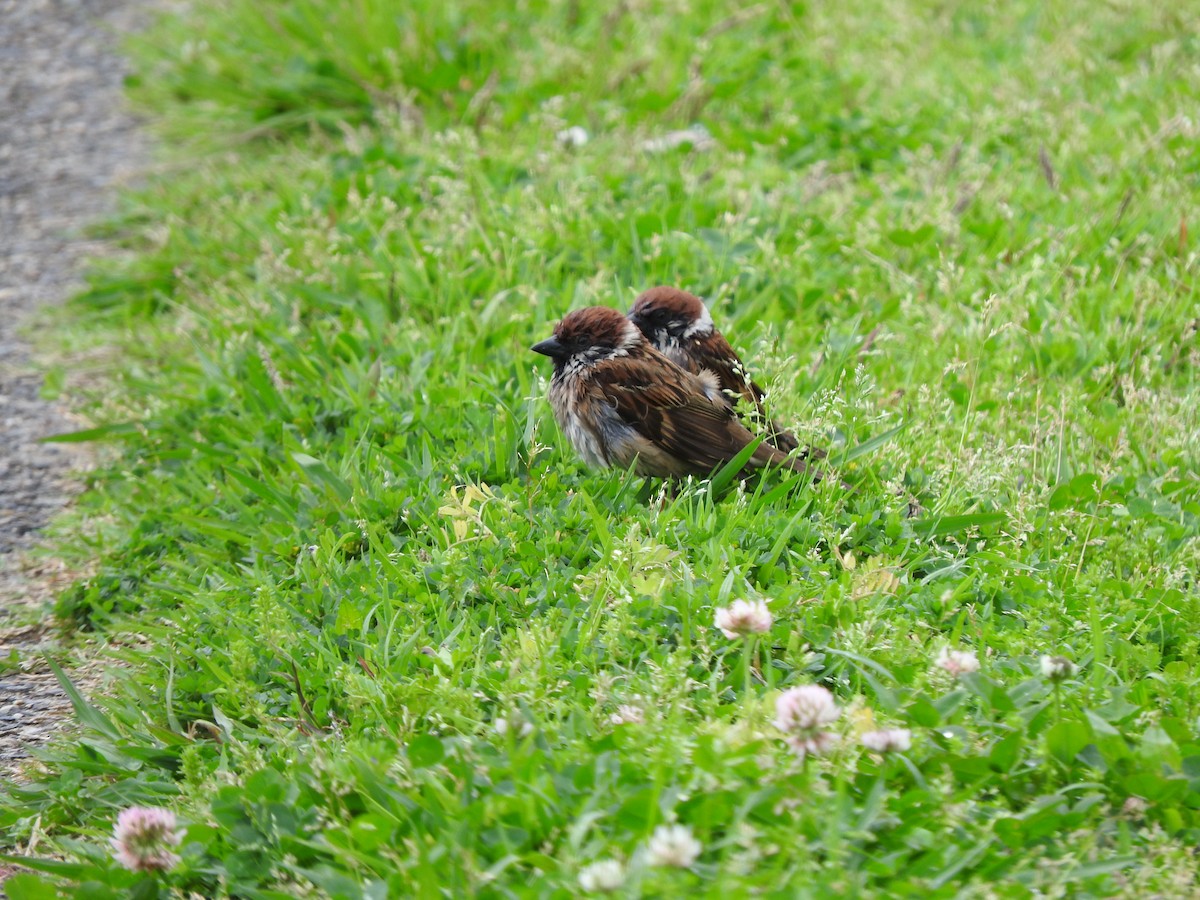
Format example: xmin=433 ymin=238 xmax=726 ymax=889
xmin=532 ymin=306 xmax=643 ymax=369
xmin=627 ymin=286 xmax=714 ymax=344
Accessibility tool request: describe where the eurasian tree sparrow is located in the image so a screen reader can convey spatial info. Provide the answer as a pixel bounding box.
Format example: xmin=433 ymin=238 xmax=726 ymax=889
xmin=627 ymin=286 xmax=805 ymax=455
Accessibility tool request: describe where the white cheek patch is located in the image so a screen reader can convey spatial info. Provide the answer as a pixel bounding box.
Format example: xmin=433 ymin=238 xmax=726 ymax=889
xmin=682 ymin=302 xmax=714 ymax=338
xmin=616 ymin=319 xmax=642 ymax=353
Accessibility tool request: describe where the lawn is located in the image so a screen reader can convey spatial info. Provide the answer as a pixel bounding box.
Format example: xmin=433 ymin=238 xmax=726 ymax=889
xmin=3 ymin=0 xmax=1200 ymax=896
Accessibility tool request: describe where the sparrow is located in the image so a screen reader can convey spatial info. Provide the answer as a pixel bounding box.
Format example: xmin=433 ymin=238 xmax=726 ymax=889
xmin=531 ymin=306 xmax=809 ymax=479
xmin=627 ymin=286 xmax=806 ymax=455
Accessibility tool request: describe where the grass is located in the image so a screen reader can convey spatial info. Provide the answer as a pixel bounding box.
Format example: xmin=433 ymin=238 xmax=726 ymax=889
xmin=2 ymin=0 xmax=1199 ymax=896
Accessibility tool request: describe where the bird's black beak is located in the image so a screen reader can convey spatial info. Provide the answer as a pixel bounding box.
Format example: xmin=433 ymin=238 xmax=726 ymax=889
xmin=531 ymin=337 xmax=565 ymax=358
xmin=627 ymin=311 xmax=653 ymax=338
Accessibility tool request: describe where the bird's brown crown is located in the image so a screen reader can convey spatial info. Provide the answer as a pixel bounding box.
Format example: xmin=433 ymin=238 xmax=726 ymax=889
xmin=554 ymin=306 xmax=641 ymax=353
xmin=628 ymin=287 xmax=713 ymax=338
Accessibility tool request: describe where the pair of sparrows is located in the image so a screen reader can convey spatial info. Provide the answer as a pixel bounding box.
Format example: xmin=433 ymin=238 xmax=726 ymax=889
xmin=532 ymin=286 xmax=820 ymax=480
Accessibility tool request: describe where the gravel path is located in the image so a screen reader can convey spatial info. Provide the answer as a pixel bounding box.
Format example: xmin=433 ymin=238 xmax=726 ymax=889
xmin=0 ymin=0 xmax=148 ymax=776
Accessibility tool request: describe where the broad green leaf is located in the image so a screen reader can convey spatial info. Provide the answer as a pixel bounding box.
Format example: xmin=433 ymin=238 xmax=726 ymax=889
xmin=1046 ymin=720 xmax=1091 ymax=765
xmin=407 ymin=734 xmax=445 ymax=768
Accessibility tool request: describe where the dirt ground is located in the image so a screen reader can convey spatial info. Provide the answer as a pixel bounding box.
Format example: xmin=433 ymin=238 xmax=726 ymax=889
xmin=0 ymin=0 xmax=148 ymax=777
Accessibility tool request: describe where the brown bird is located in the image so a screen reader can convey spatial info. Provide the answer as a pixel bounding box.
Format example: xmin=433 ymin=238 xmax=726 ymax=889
xmin=627 ymin=286 xmax=804 ymax=455
xmin=531 ymin=306 xmax=808 ymax=479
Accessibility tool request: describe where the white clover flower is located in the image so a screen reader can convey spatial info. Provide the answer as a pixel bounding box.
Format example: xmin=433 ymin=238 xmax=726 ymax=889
xmin=714 ymin=599 xmax=773 ymax=639
xmin=579 ymin=859 xmax=624 ymax=892
xmin=934 ymin=646 xmax=980 ymax=677
xmin=1122 ymin=796 xmax=1149 ymax=816
xmin=494 ymin=715 xmax=533 ymax=738
xmin=860 ymin=728 xmax=913 ymax=753
xmin=639 ymin=125 xmax=716 ymax=154
xmin=610 ymin=705 xmax=645 ymax=726
xmin=645 ymin=824 xmax=702 ymax=868
xmin=785 ymin=730 xmax=839 ymax=760
xmin=556 ymin=126 xmax=589 ymax=148
xmin=774 ymin=685 xmax=840 ymax=733
xmin=1040 ymin=655 xmax=1077 ymax=682
xmin=110 ymin=806 xmax=183 ymax=872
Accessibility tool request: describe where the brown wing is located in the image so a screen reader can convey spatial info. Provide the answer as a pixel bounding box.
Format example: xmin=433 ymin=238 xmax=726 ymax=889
xmin=592 ymin=351 xmax=802 ymax=476
xmin=688 ymin=333 xmax=807 ymax=455
xmin=690 ymin=332 xmax=766 ymax=406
